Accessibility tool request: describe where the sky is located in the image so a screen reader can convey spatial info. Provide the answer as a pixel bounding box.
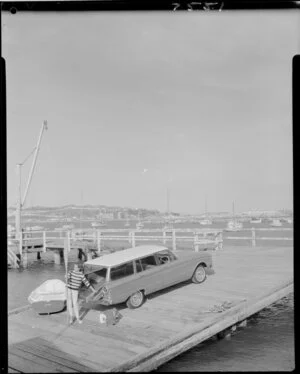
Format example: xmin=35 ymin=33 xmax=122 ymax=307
xmin=2 ymin=10 xmax=298 ymax=214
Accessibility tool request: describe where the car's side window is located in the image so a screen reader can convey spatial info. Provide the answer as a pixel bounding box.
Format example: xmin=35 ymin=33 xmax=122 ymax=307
xmin=139 ymin=255 xmax=158 ymax=271
xmin=135 ymin=259 xmax=143 ymax=273
xmin=110 ymin=261 xmax=134 ymax=281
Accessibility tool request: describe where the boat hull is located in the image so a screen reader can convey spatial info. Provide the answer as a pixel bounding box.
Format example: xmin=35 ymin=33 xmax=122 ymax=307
xmin=31 ymin=300 xmax=66 ymax=314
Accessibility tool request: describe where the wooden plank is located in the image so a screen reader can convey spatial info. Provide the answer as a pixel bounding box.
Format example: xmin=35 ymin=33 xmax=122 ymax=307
xmin=10 ymin=347 xmax=74 ymax=373
xmin=52 ymin=335 xmax=128 ymax=369
xmin=13 ymin=339 xmax=92 ymax=372
xmin=8 ymin=368 xmax=22 ymax=373
xmin=50 ymin=308 xmax=170 ymax=348
xmin=8 ymin=305 xmax=31 ymax=316
xmin=9 ymin=349 xmax=67 ymax=373
xmin=9 ymin=352 xmax=48 ymax=373
xmin=18 ymin=311 xmax=142 ymax=355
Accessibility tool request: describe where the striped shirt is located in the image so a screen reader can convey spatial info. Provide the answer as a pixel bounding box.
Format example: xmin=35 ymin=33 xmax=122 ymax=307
xmin=67 ymin=269 xmax=91 ymax=291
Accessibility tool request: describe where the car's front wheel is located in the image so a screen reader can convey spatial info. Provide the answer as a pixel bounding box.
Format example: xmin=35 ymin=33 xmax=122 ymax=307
xmin=192 ymin=265 xmax=207 ymax=284
xmin=126 ymin=290 xmax=145 ymax=309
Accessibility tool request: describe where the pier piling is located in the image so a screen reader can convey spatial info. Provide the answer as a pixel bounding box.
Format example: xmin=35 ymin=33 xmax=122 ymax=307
xmin=252 ymin=227 xmax=256 ymax=247
xmin=21 ymin=252 xmax=28 ymax=268
xmin=53 ymin=250 xmax=61 ymax=265
xmin=172 ymin=230 xmax=176 ymax=251
xmin=97 ymin=230 xmax=101 ymax=255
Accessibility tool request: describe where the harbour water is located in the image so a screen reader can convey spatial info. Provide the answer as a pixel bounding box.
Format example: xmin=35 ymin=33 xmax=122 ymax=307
xmin=156 ymin=293 xmax=294 ymax=372
xmin=7 ymin=220 xmax=294 ymax=371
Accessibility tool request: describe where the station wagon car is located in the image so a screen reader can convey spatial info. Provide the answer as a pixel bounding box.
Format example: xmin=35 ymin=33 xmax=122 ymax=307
xmin=82 ymin=245 xmax=214 ymax=309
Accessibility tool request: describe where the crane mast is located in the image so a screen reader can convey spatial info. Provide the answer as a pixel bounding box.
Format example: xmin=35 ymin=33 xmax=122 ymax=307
xmin=15 ymin=120 xmax=48 ymax=238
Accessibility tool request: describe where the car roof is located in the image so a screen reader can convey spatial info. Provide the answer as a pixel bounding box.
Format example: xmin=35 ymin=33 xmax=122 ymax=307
xmin=84 ymin=245 xmax=169 ymax=268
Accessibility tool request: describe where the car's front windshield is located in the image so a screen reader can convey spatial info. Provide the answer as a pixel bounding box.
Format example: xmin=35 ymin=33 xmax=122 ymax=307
xmin=156 ymin=250 xmax=177 ymax=262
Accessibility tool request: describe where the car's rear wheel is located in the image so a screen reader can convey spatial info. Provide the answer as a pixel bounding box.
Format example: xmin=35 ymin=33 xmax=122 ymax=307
xmin=126 ymin=290 xmax=145 ymax=309
xmin=192 ymin=265 xmax=207 ymax=284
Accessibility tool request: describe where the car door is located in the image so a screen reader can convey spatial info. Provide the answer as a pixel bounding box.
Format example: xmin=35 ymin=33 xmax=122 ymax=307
xmin=108 ymin=261 xmax=138 ymax=304
xmin=156 ymin=250 xmax=190 ymax=288
xmin=133 ymin=255 xmax=166 ymax=295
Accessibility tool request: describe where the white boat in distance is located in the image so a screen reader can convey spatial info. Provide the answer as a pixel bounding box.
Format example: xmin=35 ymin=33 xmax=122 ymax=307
xmin=226 ymin=220 xmax=243 ymax=232
xmin=199 ymin=218 xmax=212 ymax=225
xmin=91 ymin=221 xmax=107 ymax=227
xmin=225 ymin=201 xmax=243 ymax=231
xmin=163 ymin=222 xmax=174 ymax=232
xmin=124 ymin=216 xmax=130 ymax=227
xmin=270 ymin=219 xmax=282 ymax=227
xmin=250 ymin=217 xmax=262 ymax=224
xmin=282 ymin=217 xmax=293 ymax=224
xmin=25 ymin=225 xmax=44 ymax=231
xmin=62 ymin=224 xmax=75 ymax=230
xmin=136 ymin=222 xmax=144 ymax=230
xmin=200 ymin=197 xmax=212 ymax=225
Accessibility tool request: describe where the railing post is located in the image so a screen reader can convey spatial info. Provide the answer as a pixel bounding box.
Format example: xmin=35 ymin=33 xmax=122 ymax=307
xmin=163 ymin=231 xmax=166 ymax=245
xmin=43 ymin=231 xmax=46 ymax=252
xmin=97 ymin=230 xmax=101 ymax=255
xmin=172 ymin=229 xmax=176 ymax=251
xmin=251 ymin=227 xmax=256 ymax=247
xmin=19 ymin=231 xmax=23 ymax=257
xmin=132 ymin=231 xmax=136 ymax=247
xmin=67 ymin=230 xmax=71 ymax=252
xmin=194 ymin=234 xmax=199 ymax=252
xmin=217 ymin=231 xmax=223 ymax=250
xmin=128 ymin=231 xmax=132 ymax=244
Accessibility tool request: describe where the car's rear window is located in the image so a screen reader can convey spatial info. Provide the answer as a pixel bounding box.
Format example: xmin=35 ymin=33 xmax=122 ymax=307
xmin=139 ymin=255 xmax=158 ymax=270
xmin=85 ymin=266 xmax=108 ymax=284
xmin=110 ymin=261 xmax=134 ymax=281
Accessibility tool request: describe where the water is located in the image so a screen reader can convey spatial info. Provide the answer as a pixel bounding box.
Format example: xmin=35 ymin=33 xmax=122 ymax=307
xmin=156 ymin=293 xmax=294 ymax=371
xmin=8 ymin=250 xmax=294 ymax=371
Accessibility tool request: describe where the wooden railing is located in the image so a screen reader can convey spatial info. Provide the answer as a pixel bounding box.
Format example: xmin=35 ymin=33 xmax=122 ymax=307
xmin=225 ymin=228 xmax=293 ymax=247
xmin=8 ymin=228 xmax=224 ymax=255
xmin=8 ymin=227 xmax=293 ymax=262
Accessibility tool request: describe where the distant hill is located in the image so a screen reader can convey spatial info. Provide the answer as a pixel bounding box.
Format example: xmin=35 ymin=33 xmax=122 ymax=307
xmin=8 ymin=204 xmax=163 ymax=220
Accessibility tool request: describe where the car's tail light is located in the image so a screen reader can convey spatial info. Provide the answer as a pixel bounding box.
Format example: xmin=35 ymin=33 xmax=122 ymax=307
xmin=99 ymin=286 xmax=112 ymax=305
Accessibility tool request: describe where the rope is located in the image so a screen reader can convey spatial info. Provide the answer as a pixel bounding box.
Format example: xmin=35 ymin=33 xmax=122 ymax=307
xmin=63 ymin=238 xmax=69 ymax=325
xmin=19 ymin=147 xmax=36 ymax=166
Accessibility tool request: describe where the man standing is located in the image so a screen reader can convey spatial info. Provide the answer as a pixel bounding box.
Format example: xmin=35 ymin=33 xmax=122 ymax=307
xmin=66 ymin=263 xmax=95 ymax=324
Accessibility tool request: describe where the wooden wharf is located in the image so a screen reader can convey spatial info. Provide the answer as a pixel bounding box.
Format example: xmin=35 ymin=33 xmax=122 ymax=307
xmin=8 ymin=245 xmax=293 ymax=372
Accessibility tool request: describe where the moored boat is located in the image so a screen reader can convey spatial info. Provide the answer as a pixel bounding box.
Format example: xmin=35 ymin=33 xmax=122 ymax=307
xmin=225 ymin=201 xmax=243 ymax=231
xmin=270 ymin=219 xmax=282 ymax=227
xmin=28 ymin=279 xmax=67 ymax=314
xmin=91 ymin=221 xmax=107 ymax=227
xmin=136 ymin=222 xmax=144 ymax=230
xmin=199 ymin=218 xmax=212 ymax=225
xmin=250 ymin=217 xmax=262 ymax=224
xmin=62 ymin=224 xmax=75 ymax=230
xmin=226 ymin=220 xmax=243 ymax=231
